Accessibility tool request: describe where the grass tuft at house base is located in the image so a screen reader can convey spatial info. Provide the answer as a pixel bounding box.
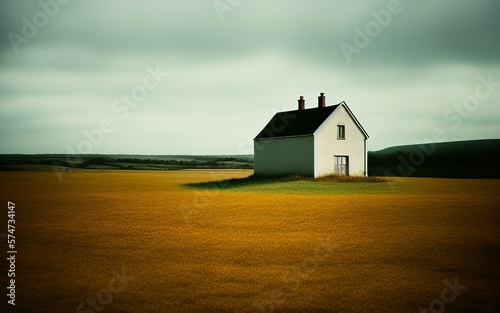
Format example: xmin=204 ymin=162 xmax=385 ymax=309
xmin=313 ymin=174 xmax=388 ymax=183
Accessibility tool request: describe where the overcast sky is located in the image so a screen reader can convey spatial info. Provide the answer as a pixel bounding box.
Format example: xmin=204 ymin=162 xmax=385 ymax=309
xmin=1 ymin=0 xmax=499 ymax=155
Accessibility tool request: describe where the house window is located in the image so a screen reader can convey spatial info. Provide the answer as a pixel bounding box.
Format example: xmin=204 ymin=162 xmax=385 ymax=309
xmin=335 ymin=156 xmax=349 ymax=176
xmin=337 ymin=125 xmax=345 ymax=139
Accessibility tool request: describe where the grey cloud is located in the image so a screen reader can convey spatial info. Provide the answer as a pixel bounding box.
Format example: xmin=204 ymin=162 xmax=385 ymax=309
xmin=0 ymin=0 xmax=499 ymax=154
xmin=2 ymin=1 xmax=498 ymax=66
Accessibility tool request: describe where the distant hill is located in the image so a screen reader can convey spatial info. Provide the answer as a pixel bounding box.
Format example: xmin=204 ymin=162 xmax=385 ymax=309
xmin=368 ymin=139 xmax=500 ymax=178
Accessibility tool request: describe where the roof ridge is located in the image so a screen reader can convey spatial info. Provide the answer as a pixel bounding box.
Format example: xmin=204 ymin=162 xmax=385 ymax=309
xmin=276 ymin=103 xmax=342 ymax=114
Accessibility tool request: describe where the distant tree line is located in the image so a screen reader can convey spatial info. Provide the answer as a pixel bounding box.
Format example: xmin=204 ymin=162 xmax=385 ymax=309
xmin=0 ymin=155 xmax=254 ymax=170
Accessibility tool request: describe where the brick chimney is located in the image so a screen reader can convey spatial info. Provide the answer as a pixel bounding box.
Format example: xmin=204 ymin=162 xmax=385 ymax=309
xmin=298 ymin=96 xmax=305 ymax=110
xmin=318 ymin=93 xmax=326 ymax=108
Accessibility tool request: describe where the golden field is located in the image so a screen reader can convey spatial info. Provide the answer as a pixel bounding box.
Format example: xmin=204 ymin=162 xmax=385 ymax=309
xmin=0 ymin=170 xmax=499 ymax=313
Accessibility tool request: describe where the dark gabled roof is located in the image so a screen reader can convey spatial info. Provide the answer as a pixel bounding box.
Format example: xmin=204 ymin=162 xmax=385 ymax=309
xmin=254 ymin=104 xmax=340 ymax=140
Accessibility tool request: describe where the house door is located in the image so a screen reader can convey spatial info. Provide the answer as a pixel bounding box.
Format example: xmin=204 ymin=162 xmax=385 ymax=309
xmin=334 ymin=156 xmax=349 ymax=176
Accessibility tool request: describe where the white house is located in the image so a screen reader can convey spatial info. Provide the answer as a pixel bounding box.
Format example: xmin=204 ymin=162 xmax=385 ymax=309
xmin=253 ymin=93 xmax=369 ymax=177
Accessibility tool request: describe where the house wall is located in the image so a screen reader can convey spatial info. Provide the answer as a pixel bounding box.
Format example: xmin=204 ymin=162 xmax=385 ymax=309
xmin=314 ymin=105 xmax=367 ymax=177
xmin=254 ymin=135 xmax=315 ymax=176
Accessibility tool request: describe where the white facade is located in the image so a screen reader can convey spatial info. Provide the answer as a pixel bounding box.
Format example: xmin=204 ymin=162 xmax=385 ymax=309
xmin=254 ymin=103 xmax=368 ymax=178
xmin=314 ymin=105 xmax=367 ymax=177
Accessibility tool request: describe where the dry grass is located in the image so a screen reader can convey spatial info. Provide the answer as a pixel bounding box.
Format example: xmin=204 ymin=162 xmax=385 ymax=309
xmin=0 ymin=170 xmax=499 ymax=313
